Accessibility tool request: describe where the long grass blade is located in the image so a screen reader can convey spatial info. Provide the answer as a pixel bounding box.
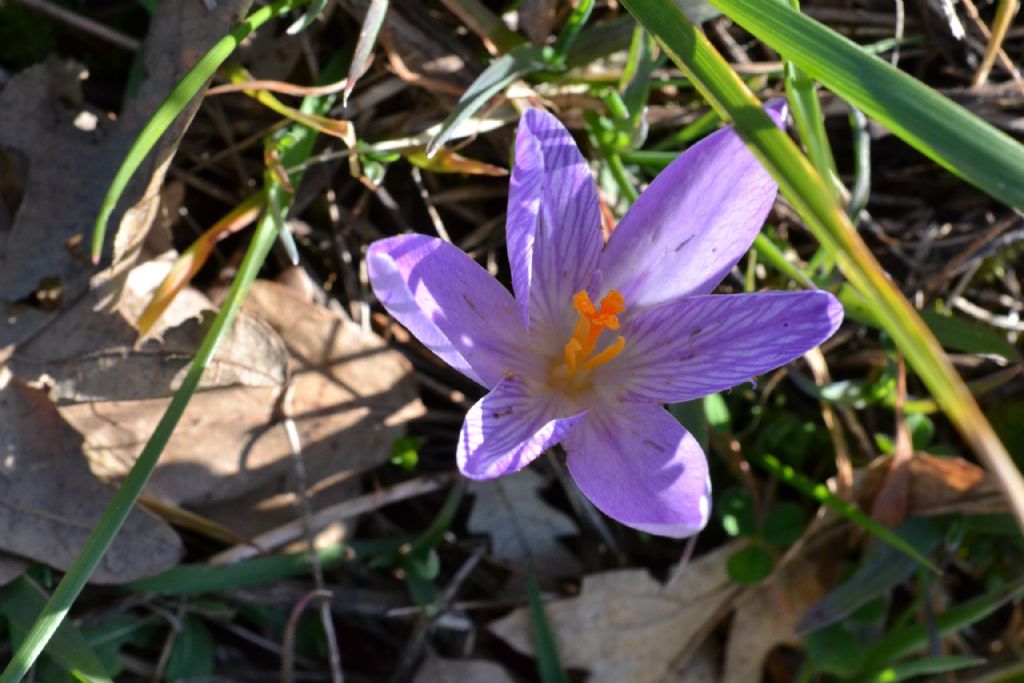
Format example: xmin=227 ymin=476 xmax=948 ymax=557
xmin=526 ymin=572 xmax=570 ymax=683
xmin=704 ymin=0 xmax=1024 ymax=212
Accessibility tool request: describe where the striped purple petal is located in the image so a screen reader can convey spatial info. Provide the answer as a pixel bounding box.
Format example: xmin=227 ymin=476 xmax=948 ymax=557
xmin=367 ymin=234 xmax=532 ymax=388
xmin=564 ymin=404 xmax=711 ymax=538
xmin=458 ymin=374 xmax=587 ymax=479
xmin=598 ymin=105 xmax=785 ymax=308
xmin=596 ymin=290 xmax=843 ymax=404
xmin=506 ymin=109 xmax=603 ymax=350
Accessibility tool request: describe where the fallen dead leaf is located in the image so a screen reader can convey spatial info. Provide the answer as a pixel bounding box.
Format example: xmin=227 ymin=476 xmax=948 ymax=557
xmin=489 ymin=541 xmax=743 ymax=683
xmin=0 ymin=372 xmax=182 ymax=584
xmin=671 ymin=647 xmax=718 ymax=683
xmin=413 ymin=656 xmax=517 ymax=683
xmin=11 ymin=293 xmax=288 ymax=404
xmin=467 ymin=468 xmax=581 ymax=576
xmin=61 ymin=280 xmax=423 ymax=536
xmin=856 ymin=452 xmax=1006 ymax=517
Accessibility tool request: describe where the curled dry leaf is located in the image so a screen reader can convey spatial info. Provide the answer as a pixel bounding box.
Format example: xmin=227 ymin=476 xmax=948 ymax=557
xmin=855 ymin=452 xmax=1006 ymax=517
xmin=489 ymin=541 xmax=743 ymax=683
xmin=467 ymin=468 xmax=582 ymax=576
xmin=61 ymin=280 xmax=423 ymax=535
xmin=0 ymin=373 xmax=182 ymax=584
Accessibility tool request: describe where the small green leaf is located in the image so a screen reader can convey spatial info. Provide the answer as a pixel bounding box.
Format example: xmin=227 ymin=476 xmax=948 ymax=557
xmin=920 ymin=310 xmax=1022 ymax=363
xmin=703 ymin=393 xmax=731 ymax=430
xmin=390 ymin=436 xmax=422 ymax=471
xmin=805 ymin=621 xmax=867 ymax=677
xmin=726 ymin=544 xmax=775 ymax=584
xmin=165 ymin=616 xmax=214 ymax=682
xmin=906 ymin=413 xmax=935 ymax=450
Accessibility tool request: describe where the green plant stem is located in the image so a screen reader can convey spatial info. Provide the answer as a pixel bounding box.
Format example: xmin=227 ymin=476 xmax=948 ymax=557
xmin=620 ymin=0 xmax=1024 ymax=531
xmin=606 ymin=152 xmax=640 ymax=203
xmin=847 ymin=106 xmax=871 ymax=221
xmin=782 ymin=0 xmax=838 ymax=189
xmin=552 ymin=0 xmax=595 ymax=61
xmin=0 ymin=206 xmax=281 ymax=683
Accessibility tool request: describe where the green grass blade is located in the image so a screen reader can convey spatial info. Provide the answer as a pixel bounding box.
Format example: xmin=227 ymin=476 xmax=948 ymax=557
xmin=752 ymin=454 xmax=941 ymax=573
xmin=706 ymin=0 xmax=1024 ymax=211
xmin=526 ymin=572 xmax=569 ymax=683
xmin=343 ymin=0 xmax=389 ymax=105
xmin=782 ymin=0 xmax=837 ymax=186
xmin=426 ymin=45 xmax=550 ymax=157
xmin=863 ymin=656 xmax=985 ymax=683
xmin=0 ymin=578 xmax=112 ymax=682
xmin=619 ymin=0 xmax=1024 ymax=532
xmin=859 ymin=578 xmax=1024 ymax=676
xmin=90 ymin=0 xmax=309 ymax=262
xmin=124 ymin=546 xmax=346 ymax=595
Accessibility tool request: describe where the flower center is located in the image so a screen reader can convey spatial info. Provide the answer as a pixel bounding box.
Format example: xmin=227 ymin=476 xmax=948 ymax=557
xmin=550 ymin=289 xmax=626 ymax=391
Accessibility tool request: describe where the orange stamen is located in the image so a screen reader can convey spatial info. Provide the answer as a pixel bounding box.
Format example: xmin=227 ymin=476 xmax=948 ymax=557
xmin=580 ymin=335 xmax=625 ymax=370
xmin=555 ymin=289 xmax=628 ymax=388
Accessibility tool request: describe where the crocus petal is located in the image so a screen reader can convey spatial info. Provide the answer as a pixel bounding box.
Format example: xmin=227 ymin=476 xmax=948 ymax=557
xmin=564 ymin=404 xmax=711 ymax=538
xmin=506 ymin=109 xmax=603 ymax=347
xmin=596 ymin=290 xmax=843 ymax=404
xmin=367 ymin=234 xmax=534 ymax=388
xmin=458 ymin=374 xmax=587 ymax=479
xmin=598 ymin=107 xmax=785 ymax=308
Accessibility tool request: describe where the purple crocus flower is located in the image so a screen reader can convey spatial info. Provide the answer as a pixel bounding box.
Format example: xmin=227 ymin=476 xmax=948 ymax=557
xmin=368 ymin=108 xmax=842 ymax=538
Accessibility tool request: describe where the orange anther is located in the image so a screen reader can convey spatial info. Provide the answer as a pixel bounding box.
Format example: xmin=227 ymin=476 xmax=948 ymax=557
xmin=572 ymin=291 xmax=597 ymax=317
xmin=598 ymin=290 xmax=625 ymax=315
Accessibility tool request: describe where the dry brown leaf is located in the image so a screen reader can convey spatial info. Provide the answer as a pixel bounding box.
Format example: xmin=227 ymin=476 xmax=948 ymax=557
xmin=0 ymin=554 xmax=29 ymax=587
xmin=0 ymin=1 xmax=252 ymax=351
xmin=856 ymin=452 xmax=1006 ymax=517
xmin=413 ymin=656 xmax=517 ymax=683
xmin=11 ymin=295 xmax=287 ymax=404
xmin=61 ymin=280 xmax=423 ymax=535
xmin=489 ymin=541 xmax=743 ymax=683
xmin=0 ymin=373 xmax=182 ymax=584
xmin=670 ymin=647 xmax=718 ymax=683
xmin=9 ymin=252 xmax=286 ymax=404
xmin=467 ymin=468 xmax=582 ymax=576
